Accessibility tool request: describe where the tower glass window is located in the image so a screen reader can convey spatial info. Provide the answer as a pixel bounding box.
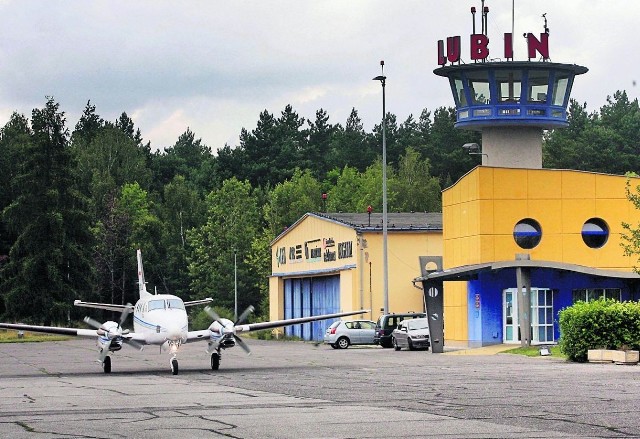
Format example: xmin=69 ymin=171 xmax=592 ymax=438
xmin=527 ymin=70 xmax=549 ymax=102
xmin=496 ymin=70 xmax=522 ymax=102
xmin=452 ymin=76 xmax=467 ymax=107
xmin=551 ymin=73 xmax=570 ymax=106
xmin=466 ymin=70 xmax=491 ymax=105
xmin=514 ymin=218 xmax=542 ymax=249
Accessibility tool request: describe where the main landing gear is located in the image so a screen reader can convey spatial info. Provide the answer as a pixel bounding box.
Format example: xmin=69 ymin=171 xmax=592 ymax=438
xmin=211 ymin=349 xmax=221 ymax=370
xmin=102 ymin=356 xmax=112 ymax=373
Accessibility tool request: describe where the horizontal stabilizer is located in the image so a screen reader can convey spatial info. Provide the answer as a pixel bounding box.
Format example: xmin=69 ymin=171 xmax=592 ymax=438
xmin=184 ymin=298 xmax=213 ymax=307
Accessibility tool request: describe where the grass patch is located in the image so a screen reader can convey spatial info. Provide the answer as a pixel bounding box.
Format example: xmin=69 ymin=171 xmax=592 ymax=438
xmin=503 ymin=345 xmax=565 ymax=358
xmin=0 ymin=330 xmax=70 ymax=343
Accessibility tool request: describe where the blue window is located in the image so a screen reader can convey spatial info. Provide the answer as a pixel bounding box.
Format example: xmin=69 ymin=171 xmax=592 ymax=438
xmin=582 ymin=218 xmax=609 ymax=248
xmin=513 ymin=218 xmax=542 ymax=249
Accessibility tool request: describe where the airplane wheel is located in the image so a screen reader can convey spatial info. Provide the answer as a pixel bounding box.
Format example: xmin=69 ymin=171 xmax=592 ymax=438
xmin=171 ymin=358 xmax=179 ymax=375
xmin=103 ymin=356 xmax=112 ymax=373
xmin=211 ymin=352 xmax=220 ymax=370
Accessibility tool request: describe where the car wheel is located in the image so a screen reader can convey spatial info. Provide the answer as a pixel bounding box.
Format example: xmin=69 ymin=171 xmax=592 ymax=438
xmin=392 ymin=337 xmax=401 ymax=351
xmin=336 ymin=337 xmax=350 ymax=349
xmin=408 ymin=339 xmax=414 ymax=351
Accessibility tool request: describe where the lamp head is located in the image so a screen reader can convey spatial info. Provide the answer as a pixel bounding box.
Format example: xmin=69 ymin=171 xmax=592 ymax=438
xmin=462 ymin=142 xmax=480 ymax=151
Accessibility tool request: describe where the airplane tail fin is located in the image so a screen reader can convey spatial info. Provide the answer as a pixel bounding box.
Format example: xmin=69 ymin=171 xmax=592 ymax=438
xmin=137 ymin=249 xmax=152 ymax=298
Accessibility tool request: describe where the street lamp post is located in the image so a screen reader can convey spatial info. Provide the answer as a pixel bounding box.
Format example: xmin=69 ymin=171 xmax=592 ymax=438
xmin=373 ymin=60 xmax=389 ymax=315
xmin=234 ymin=249 xmax=238 ymax=321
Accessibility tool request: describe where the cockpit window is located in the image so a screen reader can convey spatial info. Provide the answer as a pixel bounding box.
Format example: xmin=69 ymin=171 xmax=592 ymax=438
xmin=167 ymin=299 xmax=185 ymax=310
xmin=148 ymin=300 xmax=165 ymax=311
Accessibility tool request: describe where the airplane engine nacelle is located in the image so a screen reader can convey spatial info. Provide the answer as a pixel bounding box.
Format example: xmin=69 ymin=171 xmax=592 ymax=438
xmin=208 ymin=321 xmax=221 ymax=337
xmin=209 ymin=319 xmax=235 ymax=348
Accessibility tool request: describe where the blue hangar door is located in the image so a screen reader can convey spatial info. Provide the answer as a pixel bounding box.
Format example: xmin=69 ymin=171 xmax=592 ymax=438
xmin=283 ymin=275 xmax=340 ymax=341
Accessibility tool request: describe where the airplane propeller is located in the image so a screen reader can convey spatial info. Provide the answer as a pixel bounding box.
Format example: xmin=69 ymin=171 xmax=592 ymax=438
xmin=205 ymin=305 xmax=254 ymax=354
xmin=83 ymin=304 xmax=143 ymax=362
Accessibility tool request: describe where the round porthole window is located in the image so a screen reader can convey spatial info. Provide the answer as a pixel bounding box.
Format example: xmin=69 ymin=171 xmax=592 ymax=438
xmin=513 ymin=218 xmax=542 ymax=249
xmin=582 ymin=218 xmax=609 ymax=248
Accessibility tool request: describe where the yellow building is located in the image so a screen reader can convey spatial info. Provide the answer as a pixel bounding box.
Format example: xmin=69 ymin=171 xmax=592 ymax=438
xmin=421 ymin=166 xmax=640 ymax=348
xmin=269 ymin=7 xmax=640 ymax=349
xmin=269 ymin=212 xmax=442 ymax=340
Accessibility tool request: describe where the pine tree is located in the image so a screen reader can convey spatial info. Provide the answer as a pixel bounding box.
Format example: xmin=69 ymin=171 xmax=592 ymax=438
xmin=1 ymin=98 xmax=93 ymax=324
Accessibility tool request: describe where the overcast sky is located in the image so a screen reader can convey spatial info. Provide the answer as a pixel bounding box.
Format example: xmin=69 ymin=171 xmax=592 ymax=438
xmin=1 ymin=1 xmax=638 ymax=152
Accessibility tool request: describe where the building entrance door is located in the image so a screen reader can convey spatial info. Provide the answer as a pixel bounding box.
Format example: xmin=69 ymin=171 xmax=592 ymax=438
xmin=503 ymin=288 xmax=554 ymax=344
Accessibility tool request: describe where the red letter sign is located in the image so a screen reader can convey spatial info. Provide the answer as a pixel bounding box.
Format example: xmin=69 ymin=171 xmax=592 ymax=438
xmin=527 ymin=33 xmax=549 ymax=60
xmin=437 ymin=36 xmax=461 ymax=65
xmin=447 ymin=36 xmax=461 ymax=63
xmin=470 ymin=34 xmax=489 ymax=60
xmin=503 ymin=33 xmax=513 ymax=60
xmin=437 ymin=40 xmax=446 ymax=65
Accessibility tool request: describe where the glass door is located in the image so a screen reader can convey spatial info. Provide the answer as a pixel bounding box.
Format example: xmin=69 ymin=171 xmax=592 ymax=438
xmin=503 ymin=288 xmax=554 ymax=344
xmin=503 ymin=290 xmax=518 ymax=343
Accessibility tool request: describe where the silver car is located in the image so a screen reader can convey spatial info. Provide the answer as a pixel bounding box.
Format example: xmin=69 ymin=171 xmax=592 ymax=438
xmin=391 ymin=318 xmax=431 ymax=351
xmin=324 ymin=319 xmax=377 ymax=349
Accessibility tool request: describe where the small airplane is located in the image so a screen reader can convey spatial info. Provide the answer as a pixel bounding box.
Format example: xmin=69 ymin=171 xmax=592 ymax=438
xmin=0 ymin=249 xmax=367 ymax=375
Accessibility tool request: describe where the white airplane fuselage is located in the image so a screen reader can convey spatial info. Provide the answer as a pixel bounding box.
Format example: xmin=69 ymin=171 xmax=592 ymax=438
xmin=132 ymin=294 xmax=189 ymax=346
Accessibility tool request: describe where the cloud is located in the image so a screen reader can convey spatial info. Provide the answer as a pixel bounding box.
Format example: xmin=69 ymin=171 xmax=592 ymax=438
xmin=0 ymin=0 xmax=638 ymax=151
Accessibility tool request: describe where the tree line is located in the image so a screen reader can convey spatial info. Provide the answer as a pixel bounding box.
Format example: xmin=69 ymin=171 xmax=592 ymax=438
xmin=0 ymin=90 xmax=637 ymax=325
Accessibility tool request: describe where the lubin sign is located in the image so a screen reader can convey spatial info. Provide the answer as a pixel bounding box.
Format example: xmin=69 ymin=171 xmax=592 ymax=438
xmin=437 ymin=32 xmax=550 ymax=65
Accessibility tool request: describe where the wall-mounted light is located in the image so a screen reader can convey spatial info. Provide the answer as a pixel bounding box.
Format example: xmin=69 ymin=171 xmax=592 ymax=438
xmin=462 ymin=142 xmax=488 ymax=163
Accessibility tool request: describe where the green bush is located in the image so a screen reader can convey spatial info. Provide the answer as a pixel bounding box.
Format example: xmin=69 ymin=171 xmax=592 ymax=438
xmin=558 ymin=299 xmax=640 ymax=362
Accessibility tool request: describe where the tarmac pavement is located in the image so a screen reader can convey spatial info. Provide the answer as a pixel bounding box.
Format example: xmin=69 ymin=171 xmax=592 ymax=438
xmin=0 ymin=337 xmax=638 ymax=438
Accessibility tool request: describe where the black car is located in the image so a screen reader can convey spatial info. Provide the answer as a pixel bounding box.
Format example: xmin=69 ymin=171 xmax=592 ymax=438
xmin=374 ymin=312 xmax=426 ymax=348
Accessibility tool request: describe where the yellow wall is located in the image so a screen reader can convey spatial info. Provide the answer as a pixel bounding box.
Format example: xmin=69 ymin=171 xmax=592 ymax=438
xmin=361 ymin=230 xmax=442 ymax=322
xmin=443 ymin=167 xmax=640 ymax=269
xmin=271 ymin=215 xmax=357 ymax=275
xmin=269 ymin=214 xmax=443 ymax=324
xmin=441 ymin=167 xmax=640 ymax=344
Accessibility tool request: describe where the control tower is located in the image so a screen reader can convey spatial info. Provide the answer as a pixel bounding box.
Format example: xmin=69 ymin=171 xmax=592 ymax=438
xmin=434 ymin=4 xmax=587 ymax=168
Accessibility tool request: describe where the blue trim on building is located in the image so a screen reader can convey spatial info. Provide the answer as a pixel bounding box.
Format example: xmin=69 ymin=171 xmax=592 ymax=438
xmin=465 ymin=268 xmax=639 ymax=346
xmin=272 ymin=264 xmax=356 ymax=278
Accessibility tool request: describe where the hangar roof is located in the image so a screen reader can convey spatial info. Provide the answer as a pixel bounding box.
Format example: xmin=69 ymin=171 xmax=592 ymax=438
xmin=313 ymin=212 xmax=442 ymax=232
xmin=271 ymin=212 xmax=442 ymax=245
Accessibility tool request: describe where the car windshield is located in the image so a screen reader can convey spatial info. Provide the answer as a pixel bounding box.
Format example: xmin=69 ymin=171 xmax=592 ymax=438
xmin=408 ymin=319 xmax=429 ymax=331
xmin=329 ymin=321 xmax=341 ymax=329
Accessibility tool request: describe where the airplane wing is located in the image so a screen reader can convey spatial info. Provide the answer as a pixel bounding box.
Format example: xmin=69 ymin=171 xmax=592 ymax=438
xmin=237 ymin=309 xmax=369 ymax=333
xmin=73 ymin=300 xmax=134 ymax=312
xmin=0 ymin=322 xmax=98 ymax=338
xmin=185 ymin=309 xmax=369 ymax=342
xmin=184 ymin=298 xmax=213 ymax=307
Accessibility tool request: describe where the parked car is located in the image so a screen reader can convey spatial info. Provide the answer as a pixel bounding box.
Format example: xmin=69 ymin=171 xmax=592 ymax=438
xmin=374 ymin=312 xmax=426 ymax=348
xmin=324 ymin=319 xmax=377 ymax=349
xmin=391 ymin=318 xmax=431 ymax=351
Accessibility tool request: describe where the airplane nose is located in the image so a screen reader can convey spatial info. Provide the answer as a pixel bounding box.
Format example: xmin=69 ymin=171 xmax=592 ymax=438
xmin=166 ymin=325 xmax=184 ymax=341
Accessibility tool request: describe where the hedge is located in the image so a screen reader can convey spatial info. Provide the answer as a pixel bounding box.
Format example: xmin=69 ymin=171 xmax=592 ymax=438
xmin=558 ymin=298 xmax=640 ymax=362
